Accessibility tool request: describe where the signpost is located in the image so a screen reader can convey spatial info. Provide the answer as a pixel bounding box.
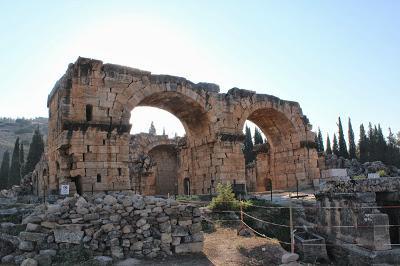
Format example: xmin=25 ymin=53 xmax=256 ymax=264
xmin=60 ymin=184 xmax=70 ymax=195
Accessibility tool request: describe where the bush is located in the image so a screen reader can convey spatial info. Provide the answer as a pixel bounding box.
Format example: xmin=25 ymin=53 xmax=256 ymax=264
xmin=377 ymin=170 xmax=387 ymax=177
xmin=175 ymin=195 xmax=200 ymax=201
xmin=352 ymin=175 xmax=366 ymax=180
xmin=208 ymin=183 xmax=252 ymax=211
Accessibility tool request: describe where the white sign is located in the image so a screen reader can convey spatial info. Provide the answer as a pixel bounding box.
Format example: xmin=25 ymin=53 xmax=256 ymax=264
xmin=60 ymin=184 xmax=70 ymax=195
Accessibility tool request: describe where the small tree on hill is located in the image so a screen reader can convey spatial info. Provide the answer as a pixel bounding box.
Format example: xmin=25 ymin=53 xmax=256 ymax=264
xmin=243 ymin=125 xmax=255 ymax=164
xmin=23 ymin=128 xmax=45 ymax=176
xmin=254 ymin=127 xmax=264 ymax=145
xmin=326 ymin=135 xmax=332 ymax=155
xmin=348 ymin=118 xmax=356 ymax=159
xmin=338 ymin=117 xmax=349 ymax=158
xmin=358 ymin=124 xmax=368 ymax=162
xmin=149 ymin=121 xmax=156 ymax=135
xmin=0 ymin=151 xmax=10 ymax=189
xmin=332 ymin=134 xmax=339 ymax=156
xmin=8 ymin=138 xmax=21 ymax=186
xmin=317 ymin=128 xmax=324 ymax=152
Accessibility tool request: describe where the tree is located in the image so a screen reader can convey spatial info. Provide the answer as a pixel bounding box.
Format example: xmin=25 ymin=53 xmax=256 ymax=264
xmin=23 ymin=128 xmax=45 ymax=176
xmin=8 ymin=138 xmax=21 ymax=186
xmin=254 ymin=127 xmax=264 ymax=145
xmin=317 ymin=128 xmax=324 ymax=152
xmin=243 ymin=125 xmax=255 ymax=164
xmin=386 ymin=128 xmax=400 ymax=166
xmin=338 ymin=117 xmax=349 ymax=158
xmin=348 ymin=118 xmax=356 ymax=159
xmin=0 ymin=151 xmax=10 ymax=189
xmin=376 ymin=124 xmax=387 ymax=162
xmin=19 ymin=144 xmax=24 ymax=173
xmin=149 ymin=121 xmax=156 ymax=135
xmin=315 ymin=134 xmax=320 ymax=152
xmin=367 ymin=123 xmax=375 ymax=161
xmin=332 ymin=134 xmax=339 ymax=156
xmin=162 ymin=128 xmax=166 ymax=136
xmin=358 ymin=124 xmax=368 ymax=162
xmin=326 ymin=135 xmax=332 ymax=155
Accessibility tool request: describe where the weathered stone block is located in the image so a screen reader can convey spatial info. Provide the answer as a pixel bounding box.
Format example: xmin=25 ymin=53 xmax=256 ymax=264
xmin=174 ymin=242 xmax=203 ymax=253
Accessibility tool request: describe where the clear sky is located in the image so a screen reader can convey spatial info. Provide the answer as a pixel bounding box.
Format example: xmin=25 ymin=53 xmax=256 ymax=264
xmin=0 ymin=1 xmax=399 ymax=141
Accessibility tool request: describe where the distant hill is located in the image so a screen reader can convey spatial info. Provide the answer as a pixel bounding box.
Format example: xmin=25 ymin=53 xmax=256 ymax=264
xmin=0 ymin=117 xmax=48 ymax=162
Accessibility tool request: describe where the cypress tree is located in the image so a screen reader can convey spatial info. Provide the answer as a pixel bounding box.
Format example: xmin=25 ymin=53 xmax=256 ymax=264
xmin=326 ymin=135 xmax=332 ymax=155
xmin=243 ymin=125 xmax=254 ymax=164
xmin=23 ymin=128 xmax=45 ymax=175
xmin=358 ymin=124 xmax=368 ymax=163
xmin=376 ymin=124 xmax=387 ymax=162
xmin=0 ymin=151 xmax=10 ymax=189
xmin=348 ymin=118 xmax=356 ymax=159
xmin=333 ymin=134 xmax=339 ymax=156
xmin=149 ymin=121 xmax=156 ymax=135
xmin=315 ymin=135 xmax=320 ymax=152
xmin=254 ymin=127 xmax=264 ymax=145
xmin=386 ymin=128 xmax=398 ymax=166
xmin=338 ymin=117 xmax=349 ymax=158
xmin=19 ymin=144 xmax=24 ymax=175
xmin=318 ymin=128 xmax=324 ymax=152
xmin=9 ymin=138 xmax=21 ymax=186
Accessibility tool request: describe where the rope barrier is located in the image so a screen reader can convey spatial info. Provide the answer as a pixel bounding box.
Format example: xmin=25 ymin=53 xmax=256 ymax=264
xmin=242 ymin=211 xmax=290 ymax=228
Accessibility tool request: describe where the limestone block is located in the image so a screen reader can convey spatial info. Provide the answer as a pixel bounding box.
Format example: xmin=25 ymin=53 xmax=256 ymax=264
xmin=174 ymin=242 xmax=203 ymax=253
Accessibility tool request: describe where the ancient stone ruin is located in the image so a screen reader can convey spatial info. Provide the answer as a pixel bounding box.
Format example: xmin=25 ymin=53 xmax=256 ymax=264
xmin=315 ymin=177 xmax=400 ymax=265
xmin=45 ymin=57 xmax=319 ymax=196
xmin=0 ymin=192 xmax=203 ymax=265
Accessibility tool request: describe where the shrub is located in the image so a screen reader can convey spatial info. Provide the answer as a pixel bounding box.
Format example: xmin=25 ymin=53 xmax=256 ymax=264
xmin=208 ymin=183 xmax=239 ymax=211
xmin=377 ymin=170 xmax=387 ymax=177
xmin=175 ymin=195 xmax=200 ymax=201
xmin=208 ymin=183 xmax=252 ymax=211
xmin=352 ymin=175 xmax=366 ymax=180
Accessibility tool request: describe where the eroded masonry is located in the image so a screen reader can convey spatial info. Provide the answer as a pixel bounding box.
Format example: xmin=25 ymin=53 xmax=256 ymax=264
xmin=46 ymin=57 xmax=319 ymax=195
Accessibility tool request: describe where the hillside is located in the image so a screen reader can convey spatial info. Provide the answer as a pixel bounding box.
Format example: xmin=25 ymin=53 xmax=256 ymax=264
xmin=0 ymin=117 xmax=48 ymax=162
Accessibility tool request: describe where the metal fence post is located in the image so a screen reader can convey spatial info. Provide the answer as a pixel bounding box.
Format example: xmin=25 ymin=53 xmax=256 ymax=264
xmin=289 ymin=192 xmax=295 ymax=254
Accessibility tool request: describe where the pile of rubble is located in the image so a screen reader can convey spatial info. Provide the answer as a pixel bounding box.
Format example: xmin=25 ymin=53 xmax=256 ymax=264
xmin=1 ymin=192 xmax=204 ymax=265
xmin=324 ymin=154 xmax=400 ymax=177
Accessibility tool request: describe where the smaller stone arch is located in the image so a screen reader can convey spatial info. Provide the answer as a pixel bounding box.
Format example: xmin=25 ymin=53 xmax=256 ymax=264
xmin=129 ymin=133 xmax=180 ymax=195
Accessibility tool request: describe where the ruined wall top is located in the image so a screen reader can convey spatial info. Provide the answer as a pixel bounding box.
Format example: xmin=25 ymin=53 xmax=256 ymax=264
xmin=317 ymin=177 xmax=400 ymax=195
xmin=48 ymin=57 xmax=303 ymax=114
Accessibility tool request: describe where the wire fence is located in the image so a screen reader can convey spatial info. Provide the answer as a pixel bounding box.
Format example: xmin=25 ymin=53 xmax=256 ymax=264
xmin=196 ymin=194 xmax=400 ymax=250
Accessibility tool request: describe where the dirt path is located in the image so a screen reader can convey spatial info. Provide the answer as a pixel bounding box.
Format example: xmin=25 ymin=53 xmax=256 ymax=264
xmin=112 ymin=227 xmax=286 ymax=266
xmin=203 ymin=227 xmax=286 ymax=266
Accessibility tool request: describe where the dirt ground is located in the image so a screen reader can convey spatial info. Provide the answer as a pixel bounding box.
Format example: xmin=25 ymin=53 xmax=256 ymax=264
xmin=131 ymin=227 xmax=286 ymax=266
xmin=203 ymin=227 xmax=285 ymax=266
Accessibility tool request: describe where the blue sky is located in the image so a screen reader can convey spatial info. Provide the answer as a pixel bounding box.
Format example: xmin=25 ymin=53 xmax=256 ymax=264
xmin=0 ymin=1 xmax=399 ymax=141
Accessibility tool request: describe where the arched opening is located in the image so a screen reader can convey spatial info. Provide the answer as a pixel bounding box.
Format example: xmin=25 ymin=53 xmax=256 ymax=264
xmin=148 ymin=144 xmax=178 ymax=195
xmin=86 ymin=104 xmax=93 ymax=122
xmin=129 ymin=91 xmax=211 ymax=139
xmin=241 ymin=108 xmax=303 ymax=191
xmin=71 ymin=175 xmax=83 ymax=195
xmin=130 ymin=107 xmax=185 ymax=138
xmin=127 ymin=91 xmax=211 ymax=196
xmin=184 ymin=178 xmax=190 ymax=195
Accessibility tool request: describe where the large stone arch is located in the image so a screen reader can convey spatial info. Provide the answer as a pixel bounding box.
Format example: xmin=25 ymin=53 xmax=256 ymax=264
xmin=228 ymin=88 xmax=318 ymax=190
xmin=46 ymin=57 xmax=320 ymax=195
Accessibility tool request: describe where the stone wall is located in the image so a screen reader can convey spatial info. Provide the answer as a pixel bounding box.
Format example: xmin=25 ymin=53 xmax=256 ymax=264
xmin=46 ymin=57 xmax=319 ymax=195
xmin=315 ymin=177 xmax=400 ymax=251
xmin=9 ymin=192 xmax=203 ymax=264
xmin=31 ymin=154 xmax=49 ymax=197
